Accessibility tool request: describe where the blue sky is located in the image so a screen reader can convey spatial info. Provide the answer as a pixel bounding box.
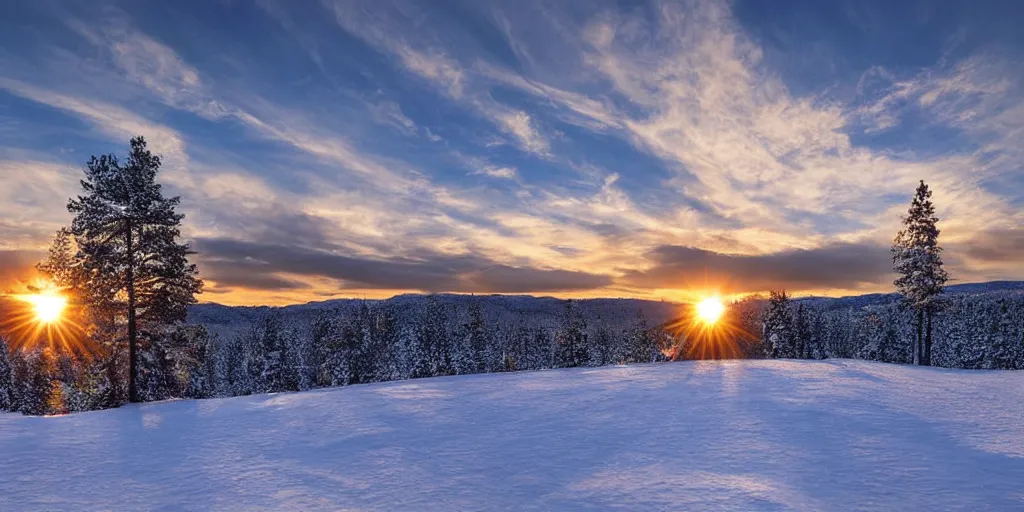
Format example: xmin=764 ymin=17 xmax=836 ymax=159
xmin=1 ymin=0 xmax=1023 ymax=305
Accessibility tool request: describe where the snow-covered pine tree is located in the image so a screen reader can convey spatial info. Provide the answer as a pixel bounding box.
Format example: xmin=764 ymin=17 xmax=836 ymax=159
xmin=275 ymin=324 xmax=301 ymax=393
xmin=13 ymin=349 xmax=56 ymax=416
xmin=257 ymin=314 xmax=286 ymax=393
xmin=321 ymin=315 xmax=351 ymax=386
xmin=983 ymin=300 xmax=1016 ymax=370
xmin=36 ymin=228 xmax=86 ymax=299
xmin=762 ymin=290 xmax=794 ymax=358
xmin=137 ymin=337 xmax=173 ymax=402
xmin=624 ymin=310 xmax=655 ymax=363
xmin=412 ymin=297 xmax=453 ymax=378
xmin=67 ymin=137 xmax=204 ymax=402
xmin=555 ymin=300 xmax=589 ymax=368
xmin=224 ymin=331 xmax=250 ymax=396
xmin=308 ymin=311 xmax=338 ymax=388
xmin=500 ymin=318 xmax=530 ymax=372
xmin=527 ymin=326 xmax=553 ymax=370
xmin=877 ymin=305 xmax=912 ymax=364
xmin=457 ymin=301 xmax=488 ymax=374
xmin=0 ymin=336 xmax=12 ymax=411
xmin=158 ymin=324 xmax=215 ymax=398
xmin=590 ymin=320 xmax=613 ymax=366
xmin=891 ymin=180 xmax=948 ymax=366
xmin=347 ymin=303 xmax=375 ymax=383
xmin=368 ymin=303 xmax=400 ymax=382
xmin=792 ymin=304 xmax=811 ymax=359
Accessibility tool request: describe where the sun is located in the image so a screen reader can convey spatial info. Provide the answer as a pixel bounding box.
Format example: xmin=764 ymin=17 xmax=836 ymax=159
xmin=696 ymin=297 xmax=726 ymax=325
xmin=22 ymin=292 xmax=68 ymax=324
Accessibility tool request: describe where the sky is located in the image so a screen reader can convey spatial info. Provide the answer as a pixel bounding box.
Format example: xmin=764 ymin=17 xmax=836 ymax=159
xmin=1 ymin=0 xmax=1023 ymax=306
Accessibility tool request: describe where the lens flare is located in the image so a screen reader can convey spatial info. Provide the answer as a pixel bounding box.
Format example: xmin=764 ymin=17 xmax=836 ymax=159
xmin=2 ymin=282 xmax=88 ymax=355
xmin=696 ymin=297 xmax=725 ymax=324
xmin=22 ymin=292 xmax=67 ymax=324
xmin=662 ymin=296 xmax=756 ymax=361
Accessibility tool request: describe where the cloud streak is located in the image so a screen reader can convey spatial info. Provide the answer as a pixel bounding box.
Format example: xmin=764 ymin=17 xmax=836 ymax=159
xmin=195 ymin=238 xmax=611 ymax=294
xmin=1 ymin=0 xmax=1022 ymax=304
xmin=623 ymin=243 xmax=894 ymax=294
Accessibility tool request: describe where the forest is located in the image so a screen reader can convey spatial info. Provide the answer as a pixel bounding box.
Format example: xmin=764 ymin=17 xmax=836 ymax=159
xmin=2 ymin=286 xmax=1023 ymax=416
xmin=0 ymin=138 xmax=1022 ymax=416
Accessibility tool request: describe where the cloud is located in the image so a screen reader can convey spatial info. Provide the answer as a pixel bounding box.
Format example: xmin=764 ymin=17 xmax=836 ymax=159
xmin=495 ymin=110 xmax=549 ymax=156
xmin=320 ymin=0 xmax=554 ymax=156
xmin=199 ymin=260 xmax=312 ymax=291
xmin=962 ymin=229 xmax=1024 ymax=264
xmin=0 ymin=159 xmax=80 ymax=246
xmin=0 ymin=78 xmax=188 ymax=166
xmin=622 ymin=243 xmax=894 ymax=293
xmin=3 ymin=0 xmax=1023 ymax=304
xmin=367 ymin=100 xmax=417 ymax=134
xmin=194 ymin=238 xmax=611 ymax=293
xmin=472 ymin=166 xmax=518 ymax=180
xmin=461 ymin=265 xmax=611 ymax=294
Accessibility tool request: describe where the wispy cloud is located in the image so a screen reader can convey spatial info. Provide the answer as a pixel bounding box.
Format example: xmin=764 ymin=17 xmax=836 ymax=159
xmin=320 ymin=0 xmax=555 ymax=157
xmin=1 ymin=0 xmax=1022 ymax=303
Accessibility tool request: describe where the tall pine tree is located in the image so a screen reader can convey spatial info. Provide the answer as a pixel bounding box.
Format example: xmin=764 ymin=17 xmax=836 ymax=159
xmin=892 ymin=180 xmax=948 ymax=366
xmin=67 ymin=136 xmax=203 ymax=402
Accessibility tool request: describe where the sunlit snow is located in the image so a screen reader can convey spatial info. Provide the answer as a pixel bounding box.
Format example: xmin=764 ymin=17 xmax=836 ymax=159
xmin=2 ymin=360 xmax=1022 ymax=510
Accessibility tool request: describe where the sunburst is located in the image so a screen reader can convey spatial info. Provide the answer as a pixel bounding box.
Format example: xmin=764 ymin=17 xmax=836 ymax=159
xmin=662 ymin=296 xmax=755 ymax=361
xmin=2 ymin=282 xmax=88 ymax=354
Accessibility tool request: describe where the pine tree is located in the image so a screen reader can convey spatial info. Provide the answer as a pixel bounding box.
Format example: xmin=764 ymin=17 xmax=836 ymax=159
xmin=458 ymin=301 xmax=488 ymax=374
xmin=892 ymin=180 xmax=948 ymax=366
xmin=13 ymin=349 xmax=56 ymax=416
xmin=983 ymin=300 xmax=1016 ymax=370
xmin=280 ymin=330 xmax=302 ymax=392
xmin=412 ymin=297 xmax=453 ymax=378
xmin=0 ymin=337 xmax=12 ymax=411
xmin=591 ymin=321 xmax=613 ymax=366
xmin=309 ymin=311 xmax=337 ymax=388
xmin=138 ymin=338 xmax=173 ymax=402
xmin=555 ymin=300 xmax=589 ymax=368
xmin=67 ymin=136 xmax=203 ymax=402
xmin=500 ymin=319 xmax=530 ymax=372
xmin=793 ymin=304 xmax=811 ymax=359
xmin=348 ymin=303 xmax=375 ymax=383
xmin=625 ymin=310 xmax=656 ymax=363
xmin=367 ymin=303 xmax=399 ymax=382
xmin=762 ymin=290 xmax=794 ymax=358
xmin=527 ymin=326 xmax=552 ymax=370
xmin=224 ymin=332 xmax=249 ymax=396
xmin=36 ymin=228 xmax=84 ymax=293
xmin=252 ymin=314 xmax=285 ymax=393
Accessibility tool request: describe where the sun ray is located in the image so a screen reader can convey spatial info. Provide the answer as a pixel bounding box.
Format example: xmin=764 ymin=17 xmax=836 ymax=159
xmin=2 ymin=282 xmax=90 ymax=355
xmin=662 ymin=297 xmax=757 ymax=361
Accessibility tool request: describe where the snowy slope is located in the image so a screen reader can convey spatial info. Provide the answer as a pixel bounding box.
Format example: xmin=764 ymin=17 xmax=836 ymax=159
xmin=2 ymin=360 xmax=1022 ymax=511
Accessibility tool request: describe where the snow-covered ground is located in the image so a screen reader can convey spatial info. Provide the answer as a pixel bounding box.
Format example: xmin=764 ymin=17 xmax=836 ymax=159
xmin=2 ymin=360 xmax=1022 ymax=511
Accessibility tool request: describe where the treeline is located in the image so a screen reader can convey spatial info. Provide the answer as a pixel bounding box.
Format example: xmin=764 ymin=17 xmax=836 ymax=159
xmin=761 ymin=291 xmax=1024 ymax=370
xmin=0 ymin=298 xmax=675 ymax=415
xmin=3 ymin=289 xmax=1023 ymax=416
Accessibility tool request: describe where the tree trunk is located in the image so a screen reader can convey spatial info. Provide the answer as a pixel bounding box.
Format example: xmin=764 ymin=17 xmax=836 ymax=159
xmin=126 ymin=219 xmax=139 ymax=403
xmin=923 ymin=307 xmax=933 ymax=366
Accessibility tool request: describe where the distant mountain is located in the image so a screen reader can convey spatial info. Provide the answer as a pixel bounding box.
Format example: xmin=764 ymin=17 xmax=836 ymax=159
xmin=794 ymin=280 xmax=1024 ymax=310
xmin=187 ymin=293 xmax=683 ymax=341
